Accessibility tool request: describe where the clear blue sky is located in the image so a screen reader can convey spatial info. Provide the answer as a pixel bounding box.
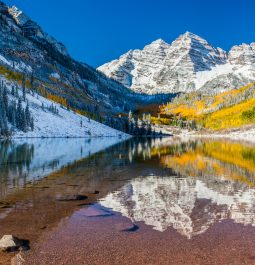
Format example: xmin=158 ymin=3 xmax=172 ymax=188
xmin=4 ymin=0 xmax=255 ymax=67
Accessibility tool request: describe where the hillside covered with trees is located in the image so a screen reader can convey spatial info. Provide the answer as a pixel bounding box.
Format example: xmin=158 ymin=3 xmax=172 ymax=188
xmin=159 ymin=83 xmax=255 ymax=131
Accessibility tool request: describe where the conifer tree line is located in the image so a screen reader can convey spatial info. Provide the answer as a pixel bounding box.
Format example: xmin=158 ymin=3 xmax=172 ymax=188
xmin=0 ymin=79 xmax=34 ymax=137
xmin=41 ymin=102 xmax=59 ymax=115
xmin=105 ymin=111 xmax=160 ymax=136
xmin=127 ymin=111 xmax=155 ymax=136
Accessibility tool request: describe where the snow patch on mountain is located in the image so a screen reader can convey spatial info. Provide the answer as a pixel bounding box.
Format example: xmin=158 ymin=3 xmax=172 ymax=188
xmin=50 ymin=72 xmax=60 ymax=80
xmin=195 ymin=64 xmax=232 ymax=89
xmin=0 ymin=54 xmax=11 ymax=66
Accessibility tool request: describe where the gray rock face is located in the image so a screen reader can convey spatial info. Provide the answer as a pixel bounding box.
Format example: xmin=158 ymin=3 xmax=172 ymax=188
xmin=8 ymin=5 xmax=68 ymax=56
xmin=228 ymin=43 xmax=255 ymax=65
xmin=98 ymin=32 xmax=255 ymax=94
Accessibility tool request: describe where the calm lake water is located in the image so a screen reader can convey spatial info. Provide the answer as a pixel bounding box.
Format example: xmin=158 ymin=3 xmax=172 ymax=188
xmin=0 ymin=137 xmax=255 ymax=265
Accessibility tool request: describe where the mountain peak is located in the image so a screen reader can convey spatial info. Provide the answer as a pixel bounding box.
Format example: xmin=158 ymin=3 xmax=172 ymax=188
xmin=8 ymin=5 xmax=30 ymax=25
xmin=4 ymin=3 xmax=69 ymax=57
xmin=183 ymin=31 xmax=200 ymax=38
xmin=150 ymin=38 xmax=168 ymax=45
xmin=174 ymin=31 xmax=209 ymax=46
xmin=98 ymin=31 xmax=231 ymax=94
xmin=98 ymin=29 xmax=255 ymax=95
xmin=144 ymin=39 xmax=170 ymax=51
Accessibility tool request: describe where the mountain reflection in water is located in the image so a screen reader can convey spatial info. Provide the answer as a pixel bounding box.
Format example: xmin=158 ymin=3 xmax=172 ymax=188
xmin=1 ymin=137 xmax=255 ymax=240
xmin=101 ymin=138 xmax=255 ymax=239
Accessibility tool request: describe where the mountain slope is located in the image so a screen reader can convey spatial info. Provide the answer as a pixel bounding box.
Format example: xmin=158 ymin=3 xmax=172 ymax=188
xmin=0 ymin=75 xmax=129 ymax=138
xmin=98 ymin=32 xmax=255 ymax=94
xmin=0 ymin=1 xmax=174 ymax=137
xmin=0 ymin=1 xmax=137 ymax=137
xmin=0 ymin=2 xmax=140 ymax=124
xmin=160 ymin=82 xmax=255 ymax=131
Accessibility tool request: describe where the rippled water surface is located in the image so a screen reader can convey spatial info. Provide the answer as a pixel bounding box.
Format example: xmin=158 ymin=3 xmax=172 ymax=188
xmin=1 ymin=137 xmax=255 ymax=264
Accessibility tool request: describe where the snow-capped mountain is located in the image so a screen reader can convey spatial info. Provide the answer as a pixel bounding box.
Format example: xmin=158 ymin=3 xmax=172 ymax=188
xmin=98 ymin=32 xmax=255 ymax=94
xmin=7 ymin=5 xmax=68 ymax=57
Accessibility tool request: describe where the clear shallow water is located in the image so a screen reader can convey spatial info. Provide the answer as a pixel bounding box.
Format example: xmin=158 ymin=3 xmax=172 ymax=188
xmin=1 ymin=137 xmax=255 ymax=264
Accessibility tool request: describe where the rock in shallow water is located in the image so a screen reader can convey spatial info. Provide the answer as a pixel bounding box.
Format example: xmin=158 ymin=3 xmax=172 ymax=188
xmin=81 ymin=207 xmax=113 ymax=217
xmin=56 ymin=194 xmax=88 ymax=201
xmin=122 ymin=224 xmax=139 ymax=232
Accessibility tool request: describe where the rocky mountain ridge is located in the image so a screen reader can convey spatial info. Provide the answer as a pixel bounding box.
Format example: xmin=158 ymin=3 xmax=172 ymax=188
xmin=98 ymin=32 xmax=255 ymax=94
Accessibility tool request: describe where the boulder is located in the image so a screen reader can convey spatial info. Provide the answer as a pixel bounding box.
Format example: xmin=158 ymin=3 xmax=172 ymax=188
xmin=0 ymin=235 xmax=24 ymax=252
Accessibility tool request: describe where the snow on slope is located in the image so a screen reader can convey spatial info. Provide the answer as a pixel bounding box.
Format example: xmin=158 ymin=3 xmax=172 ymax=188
xmin=2 ymin=77 xmax=130 ymax=138
xmin=0 ymin=54 xmax=11 ymax=66
xmin=195 ymin=64 xmax=233 ymax=90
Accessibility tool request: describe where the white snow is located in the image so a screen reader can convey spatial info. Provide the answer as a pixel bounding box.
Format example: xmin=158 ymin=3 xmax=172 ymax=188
xmin=14 ymin=61 xmax=33 ymax=73
xmin=1 ymin=77 xmax=130 ymax=139
xmin=50 ymin=72 xmax=60 ymax=80
xmin=98 ymin=32 xmax=255 ymax=94
xmin=195 ymin=64 xmax=233 ymax=89
xmin=0 ymin=55 xmax=32 ymax=73
xmin=0 ymin=54 xmax=11 ymax=66
xmin=177 ymin=128 xmax=255 ymax=144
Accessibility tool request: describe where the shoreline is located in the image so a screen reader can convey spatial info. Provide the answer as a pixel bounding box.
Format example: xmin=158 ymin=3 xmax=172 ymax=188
xmin=179 ymin=127 xmax=255 ymax=143
xmin=0 ymin=135 xmax=132 ymax=140
xmin=153 ymin=124 xmax=255 ymax=143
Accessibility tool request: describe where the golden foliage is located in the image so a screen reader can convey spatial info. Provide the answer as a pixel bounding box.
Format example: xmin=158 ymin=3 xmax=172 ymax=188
xmin=161 ymin=83 xmax=255 ymax=130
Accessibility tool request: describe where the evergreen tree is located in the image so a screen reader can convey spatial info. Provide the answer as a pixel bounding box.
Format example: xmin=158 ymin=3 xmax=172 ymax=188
xmin=22 ymin=75 xmax=26 ymax=101
xmin=16 ymin=98 xmax=23 ymax=130
xmin=11 ymin=86 xmax=15 ymax=96
xmin=25 ymin=103 xmax=31 ymax=131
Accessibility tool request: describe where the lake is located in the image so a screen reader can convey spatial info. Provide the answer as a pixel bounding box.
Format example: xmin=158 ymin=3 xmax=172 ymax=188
xmin=0 ymin=137 xmax=255 ymax=265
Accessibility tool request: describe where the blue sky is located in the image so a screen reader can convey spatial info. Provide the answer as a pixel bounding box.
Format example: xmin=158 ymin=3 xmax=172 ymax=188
xmin=4 ymin=0 xmax=255 ymax=67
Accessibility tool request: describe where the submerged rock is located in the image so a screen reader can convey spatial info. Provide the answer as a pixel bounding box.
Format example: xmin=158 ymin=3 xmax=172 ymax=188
xmin=56 ymin=194 xmax=88 ymax=201
xmin=0 ymin=203 xmax=12 ymax=209
xmin=122 ymin=224 xmax=139 ymax=232
xmin=0 ymin=235 xmax=29 ymax=252
xmin=81 ymin=207 xmax=113 ymax=217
